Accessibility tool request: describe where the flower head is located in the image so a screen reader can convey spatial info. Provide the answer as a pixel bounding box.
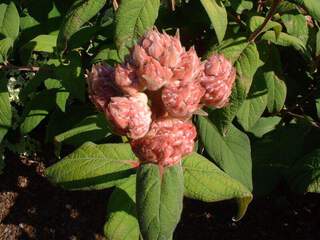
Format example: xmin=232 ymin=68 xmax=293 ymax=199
xmin=139 ymin=29 xmax=185 ymax=68
xmin=86 ymin=64 xmax=119 ymax=111
xmin=130 ymin=118 xmax=196 ymax=166
xmin=115 ymin=63 xmax=145 ymax=95
xmin=171 ymin=47 xmax=203 ymax=86
xmin=200 ymin=54 xmax=236 ymax=108
xmin=106 ymin=93 xmax=152 ymax=139
xmin=162 ymin=81 xmax=205 ymax=119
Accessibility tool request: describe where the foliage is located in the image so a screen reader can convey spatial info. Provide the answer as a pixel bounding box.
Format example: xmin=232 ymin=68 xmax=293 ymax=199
xmin=0 ymin=0 xmax=320 ymax=238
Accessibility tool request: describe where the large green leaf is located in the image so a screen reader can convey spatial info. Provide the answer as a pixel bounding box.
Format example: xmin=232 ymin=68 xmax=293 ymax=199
xmin=281 ymin=13 xmax=308 ymax=46
xmin=57 ymin=0 xmax=106 ymax=53
xmin=0 ymin=73 xmax=11 ymax=142
xmin=209 ymin=38 xmax=262 ymax=134
xmin=46 ymin=142 xmax=138 ymax=190
xmin=55 ymin=113 xmax=111 ymax=147
xmin=115 ymin=0 xmax=160 ymax=59
xmin=287 ymin=148 xmax=320 ymax=193
xmin=200 ymin=0 xmax=227 ymax=43
xmin=136 ymin=163 xmax=183 ymax=240
xmin=104 ymin=175 xmax=139 ymax=240
xmin=0 ymin=2 xmax=20 ymax=39
xmin=252 ymin=123 xmax=309 ymax=195
xmin=197 ymin=116 xmax=252 ymax=190
xmin=237 ymin=74 xmax=268 ymax=131
xmin=183 ymin=153 xmax=252 ymax=220
xmin=20 ymin=90 xmax=56 ymax=135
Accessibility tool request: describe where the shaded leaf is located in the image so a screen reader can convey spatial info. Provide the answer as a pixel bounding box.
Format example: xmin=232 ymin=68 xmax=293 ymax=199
xmin=20 ymin=90 xmax=56 ymax=135
xmin=287 ymin=148 xmax=320 ymax=193
xmin=55 ymin=113 xmax=111 ymax=147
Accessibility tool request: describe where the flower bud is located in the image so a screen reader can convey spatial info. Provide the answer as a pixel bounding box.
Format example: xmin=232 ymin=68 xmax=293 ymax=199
xmin=139 ymin=29 xmax=185 ymax=68
xmin=114 ymin=63 xmax=145 ymax=96
xmin=138 ymin=57 xmax=173 ymax=91
xmin=86 ymin=63 xmax=119 ymax=111
xmin=171 ymin=47 xmax=203 ymax=86
xmin=162 ymin=81 xmax=205 ymax=119
xmin=200 ymin=54 xmax=236 ymax=108
xmin=106 ymin=93 xmax=152 ymax=139
xmin=130 ymin=118 xmax=196 ymax=166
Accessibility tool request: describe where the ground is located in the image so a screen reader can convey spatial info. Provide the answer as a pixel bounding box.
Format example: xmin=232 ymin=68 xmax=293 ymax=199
xmin=0 ymin=154 xmax=319 ymax=240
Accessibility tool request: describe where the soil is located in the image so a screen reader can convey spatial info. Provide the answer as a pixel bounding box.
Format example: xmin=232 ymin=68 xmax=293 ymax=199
xmin=0 ymin=154 xmax=320 ymax=240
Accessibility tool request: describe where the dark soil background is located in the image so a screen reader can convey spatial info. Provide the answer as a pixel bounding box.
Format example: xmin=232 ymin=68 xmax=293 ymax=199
xmin=1 ymin=154 xmax=320 ymax=240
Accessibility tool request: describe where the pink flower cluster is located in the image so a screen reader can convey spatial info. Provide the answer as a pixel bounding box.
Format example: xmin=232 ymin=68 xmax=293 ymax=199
xmin=87 ymin=29 xmax=236 ymax=166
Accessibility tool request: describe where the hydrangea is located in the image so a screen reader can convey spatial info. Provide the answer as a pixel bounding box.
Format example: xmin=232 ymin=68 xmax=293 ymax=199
xmin=86 ymin=29 xmax=236 ymax=166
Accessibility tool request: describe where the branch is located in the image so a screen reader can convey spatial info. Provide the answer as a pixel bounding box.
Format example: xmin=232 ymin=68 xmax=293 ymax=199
xmin=248 ymin=0 xmax=282 ymax=42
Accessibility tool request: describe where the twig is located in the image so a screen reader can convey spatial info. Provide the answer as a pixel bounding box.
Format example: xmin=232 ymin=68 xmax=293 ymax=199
xmin=0 ymin=64 xmax=40 ymax=72
xmin=248 ymin=0 xmax=282 ymax=42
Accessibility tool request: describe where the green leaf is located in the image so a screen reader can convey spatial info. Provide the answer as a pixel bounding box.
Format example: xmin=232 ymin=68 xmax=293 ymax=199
xmin=230 ymin=0 xmax=253 ymax=14
xmin=261 ymin=31 xmax=308 ymax=56
xmin=21 ymin=35 xmax=57 ymax=54
xmin=44 ymin=78 xmax=69 ymax=112
xmin=281 ymin=13 xmax=308 ymax=46
xmin=136 ymin=163 xmax=183 ymax=240
xmin=92 ymin=45 xmax=121 ymax=64
xmin=248 ymin=116 xmax=282 ymax=138
xmin=0 ymin=37 xmax=13 ymax=62
xmin=45 ymin=142 xmax=138 ymax=190
xmin=104 ymin=175 xmax=139 ymax=240
xmin=200 ymin=0 xmax=227 ymax=43
xmin=259 ymin=44 xmax=287 ymax=113
xmin=237 ymin=75 xmax=268 ymax=131
xmin=197 ymin=116 xmax=252 ymax=190
xmin=0 ymin=155 xmax=4 ymax=174
xmin=316 ymin=29 xmax=320 ymax=57
xmin=115 ymin=0 xmax=160 ymax=59
xmin=210 ymin=39 xmax=262 ymax=134
xmin=302 ymin=0 xmax=320 ymax=21
xmin=0 ymin=2 xmax=20 ymax=39
xmin=252 ymin=123 xmax=309 ymax=195
xmin=55 ymin=113 xmax=111 ymax=147
xmin=0 ymin=73 xmax=11 ymax=142
xmin=20 ymin=90 xmax=56 ymax=135
xmin=183 ymin=152 xmax=252 ymax=220
xmin=57 ymin=0 xmax=107 ymax=53
xmin=287 ymin=148 xmax=320 ymax=193
xmin=55 ymin=52 xmax=84 ymax=101
xmin=249 ymin=16 xmax=282 ymax=37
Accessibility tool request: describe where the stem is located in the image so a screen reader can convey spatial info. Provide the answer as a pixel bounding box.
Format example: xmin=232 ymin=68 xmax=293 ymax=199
xmin=248 ymin=0 xmax=282 ymax=42
xmin=0 ymin=64 xmax=40 ymax=72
